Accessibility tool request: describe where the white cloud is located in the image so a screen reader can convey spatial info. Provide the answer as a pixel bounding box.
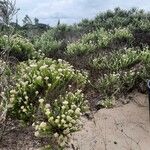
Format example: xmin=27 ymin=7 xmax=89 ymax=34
xmin=16 ymin=0 xmax=150 ymax=25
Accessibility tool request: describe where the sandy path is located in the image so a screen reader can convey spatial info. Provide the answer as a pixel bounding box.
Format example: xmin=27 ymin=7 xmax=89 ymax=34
xmin=69 ymin=92 xmax=150 ymax=150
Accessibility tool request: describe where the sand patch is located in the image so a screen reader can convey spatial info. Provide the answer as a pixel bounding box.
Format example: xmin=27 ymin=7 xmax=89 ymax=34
xmin=69 ymin=92 xmax=150 ymax=150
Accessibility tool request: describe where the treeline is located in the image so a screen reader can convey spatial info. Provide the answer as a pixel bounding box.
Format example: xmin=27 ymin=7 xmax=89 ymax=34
xmin=1 ymin=7 xmax=150 ymax=42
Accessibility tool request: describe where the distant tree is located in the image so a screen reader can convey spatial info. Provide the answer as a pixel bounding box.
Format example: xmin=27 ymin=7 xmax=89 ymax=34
xmin=57 ymin=19 xmax=60 ymax=26
xmin=22 ymin=15 xmax=32 ymax=26
xmin=0 ymin=0 xmax=19 ymax=25
xmin=34 ymin=17 xmax=39 ymax=25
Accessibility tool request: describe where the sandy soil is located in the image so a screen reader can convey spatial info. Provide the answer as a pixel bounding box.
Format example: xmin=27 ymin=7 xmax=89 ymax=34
xmin=0 ymin=92 xmax=150 ymax=150
xmin=68 ymin=92 xmax=150 ymax=150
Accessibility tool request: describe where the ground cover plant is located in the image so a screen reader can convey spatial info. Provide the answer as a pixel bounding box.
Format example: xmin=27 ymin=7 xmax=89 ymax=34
xmin=1 ymin=5 xmax=150 ymax=149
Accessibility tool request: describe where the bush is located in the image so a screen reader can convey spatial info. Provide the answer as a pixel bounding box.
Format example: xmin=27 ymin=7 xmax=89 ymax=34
xmin=35 ymin=30 xmax=62 ymax=56
xmin=7 ymin=58 xmax=88 ymax=147
xmin=111 ymin=28 xmax=133 ymax=43
xmin=97 ymin=28 xmax=112 ymax=48
xmin=92 ymin=46 xmax=150 ymax=98
xmin=0 ymin=35 xmax=7 ymax=50
xmin=66 ymin=31 xmax=97 ymax=55
xmin=0 ymin=35 xmax=35 ymax=61
xmin=91 ymin=48 xmax=140 ymax=71
xmin=67 ymin=28 xmax=133 ymax=55
xmin=97 ymin=28 xmax=132 ymax=48
xmin=67 ymin=41 xmax=96 ymax=55
xmin=96 ymin=69 xmax=141 ymax=97
xmin=66 ymin=28 xmax=108 ymax=55
xmin=88 ymin=46 xmax=150 ymax=103
xmin=10 ymin=35 xmax=36 ymax=61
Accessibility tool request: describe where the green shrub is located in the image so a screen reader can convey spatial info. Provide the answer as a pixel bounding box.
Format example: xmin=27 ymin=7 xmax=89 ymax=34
xmin=81 ymin=32 xmax=98 ymax=43
xmin=97 ymin=28 xmax=133 ymax=47
xmin=99 ymin=96 xmax=114 ymax=108
xmin=0 ymin=35 xmax=35 ymax=61
xmin=7 ymin=58 xmax=88 ymax=147
xmin=96 ymin=69 xmax=140 ymax=97
xmin=67 ymin=31 xmax=97 ymax=55
xmin=67 ymin=28 xmax=111 ymax=55
xmin=67 ymin=28 xmax=133 ymax=55
xmin=9 ymin=58 xmax=87 ymax=121
xmin=0 ymin=35 xmax=7 ymax=50
xmin=67 ymin=41 xmax=96 ymax=55
xmin=97 ymin=28 xmax=112 ymax=48
xmin=35 ymin=30 xmax=62 ymax=56
xmin=34 ymin=90 xmax=88 ymax=147
xmin=10 ymin=35 xmax=35 ymax=61
xmin=97 ymin=73 xmax=121 ymax=95
xmin=140 ymin=46 xmax=150 ymax=63
xmin=91 ymin=48 xmax=140 ymax=71
xmin=66 ymin=28 xmax=109 ymax=55
xmin=93 ymin=46 xmax=150 ymax=98
xmin=112 ymin=28 xmax=133 ymax=42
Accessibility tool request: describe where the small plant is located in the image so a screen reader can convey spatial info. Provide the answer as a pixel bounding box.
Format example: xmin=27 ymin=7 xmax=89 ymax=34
xmin=97 ymin=72 xmax=121 ymax=96
xmin=35 ymin=30 xmax=62 ymax=56
xmin=100 ymin=97 xmax=114 ymax=108
xmin=112 ymin=27 xmax=133 ymax=42
xmin=34 ymin=90 xmax=88 ymax=147
xmin=67 ymin=41 xmax=96 ymax=55
xmin=97 ymin=28 xmax=112 ymax=48
xmin=121 ymin=70 xmax=137 ymax=90
xmin=140 ymin=46 xmax=150 ymax=63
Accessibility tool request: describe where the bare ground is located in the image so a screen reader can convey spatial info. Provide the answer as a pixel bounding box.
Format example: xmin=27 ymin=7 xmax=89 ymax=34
xmin=0 ymin=92 xmax=150 ymax=150
xmin=68 ymin=92 xmax=150 ymax=150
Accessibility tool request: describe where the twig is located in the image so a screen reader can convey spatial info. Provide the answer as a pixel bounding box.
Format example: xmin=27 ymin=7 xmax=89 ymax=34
xmin=114 ymin=119 xmax=141 ymax=150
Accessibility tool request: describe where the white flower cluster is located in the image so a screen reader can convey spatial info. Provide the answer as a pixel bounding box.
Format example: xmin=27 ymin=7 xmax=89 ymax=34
xmin=34 ymin=90 xmax=88 ymax=147
xmin=7 ymin=58 xmax=88 ymax=149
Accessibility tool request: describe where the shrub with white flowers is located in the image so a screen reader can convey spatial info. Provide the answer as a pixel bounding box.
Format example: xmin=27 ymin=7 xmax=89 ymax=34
xmin=112 ymin=27 xmax=133 ymax=42
xmin=8 ymin=58 xmax=87 ymax=121
xmin=34 ymin=30 xmax=62 ymax=56
xmin=90 ymin=47 xmax=140 ymax=72
xmin=0 ymin=34 xmax=36 ymax=61
xmin=67 ymin=41 xmax=96 ymax=55
xmin=94 ymin=47 xmax=150 ymax=99
xmin=33 ymin=90 xmax=88 ymax=147
xmin=96 ymin=69 xmax=144 ymax=99
xmin=67 ymin=28 xmax=133 ymax=55
xmin=7 ymin=58 xmax=88 ymax=147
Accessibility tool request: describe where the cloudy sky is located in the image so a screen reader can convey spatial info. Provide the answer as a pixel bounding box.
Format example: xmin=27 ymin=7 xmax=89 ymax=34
xmin=16 ymin=0 xmax=150 ymax=26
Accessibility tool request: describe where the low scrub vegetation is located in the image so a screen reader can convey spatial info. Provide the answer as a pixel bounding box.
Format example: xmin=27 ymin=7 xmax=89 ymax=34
xmin=0 ymin=34 xmax=36 ymax=61
xmin=67 ymin=27 xmax=133 ymax=55
xmin=1 ymin=6 xmax=150 ymax=149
